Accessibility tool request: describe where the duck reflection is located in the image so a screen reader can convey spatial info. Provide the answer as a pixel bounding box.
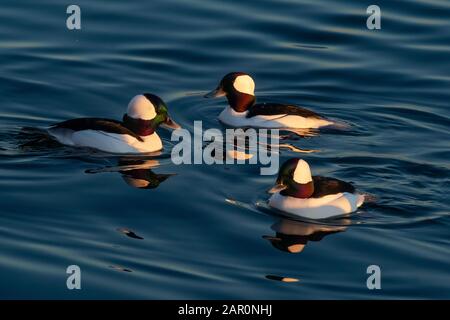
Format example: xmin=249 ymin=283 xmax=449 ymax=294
xmin=86 ymin=158 xmax=174 ymax=190
xmin=119 ymin=159 xmax=174 ymax=189
xmin=203 ymin=128 xmax=317 ymax=162
xmin=263 ymin=218 xmax=349 ymax=253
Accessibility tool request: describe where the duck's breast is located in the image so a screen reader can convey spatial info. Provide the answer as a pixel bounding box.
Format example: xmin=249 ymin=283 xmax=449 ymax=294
xmin=218 ymin=107 xmax=250 ymax=127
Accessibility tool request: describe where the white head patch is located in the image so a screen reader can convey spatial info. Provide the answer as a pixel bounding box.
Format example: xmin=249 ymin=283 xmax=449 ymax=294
xmin=293 ymin=159 xmax=312 ymax=184
xmin=127 ymin=95 xmax=157 ymax=120
xmin=233 ymin=75 xmax=255 ymax=96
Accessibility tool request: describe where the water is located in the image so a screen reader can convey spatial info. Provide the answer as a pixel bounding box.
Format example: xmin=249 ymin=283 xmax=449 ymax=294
xmin=0 ymin=0 xmax=449 ymax=299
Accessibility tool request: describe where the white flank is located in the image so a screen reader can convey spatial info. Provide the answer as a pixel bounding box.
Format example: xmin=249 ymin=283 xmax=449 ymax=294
xmin=269 ymin=192 xmax=365 ymax=219
xmin=218 ymin=107 xmax=333 ymax=129
xmin=48 ymin=128 xmax=162 ymax=153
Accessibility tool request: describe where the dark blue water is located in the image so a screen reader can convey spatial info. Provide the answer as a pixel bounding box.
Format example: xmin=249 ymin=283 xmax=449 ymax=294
xmin=0 ymin=0 xmax=449 ymax=299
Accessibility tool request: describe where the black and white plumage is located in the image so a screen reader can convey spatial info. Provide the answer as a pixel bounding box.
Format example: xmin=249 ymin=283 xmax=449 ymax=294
xmin=311 ymin=176 xmax=356 ymax=198
xmin=205 ymin=72 xmax=333 ymax=128
xmin=51 ymin=118 xmax=144 ymax=141
xmin=268 ymin=158 xmax=364 ymax=219
xmin=246 ymin=103 xmax=323 ymax=119
xmin=47 ymin=94 xmax=180 ymax=154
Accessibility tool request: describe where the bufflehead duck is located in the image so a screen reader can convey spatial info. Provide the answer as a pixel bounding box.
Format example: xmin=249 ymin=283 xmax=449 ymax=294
xmin=205 ymin=72 xmax=333 ymax=129
xmin=48 ymin=94 xmax=180 ymax=154
xmin=268 ymin=158 xmax=365 ymax=219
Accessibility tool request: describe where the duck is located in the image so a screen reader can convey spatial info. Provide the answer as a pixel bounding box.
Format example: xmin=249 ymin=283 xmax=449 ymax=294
xmin=47 ymin=93 xmax=180 ymax=154
xmin=268 ymin=158 xmax=365 ymax=219
xmin=204 ymin=72 xmax=333 ymax=129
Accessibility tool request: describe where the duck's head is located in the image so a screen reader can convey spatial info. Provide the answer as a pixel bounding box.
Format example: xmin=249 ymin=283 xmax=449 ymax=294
xmin=204 ymin=72 xmax=256 ymax=112
xmin=269 ymin=158 xmax=314 ymax=198
xmin=124 ymin=93 xmax=180 ymax=135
